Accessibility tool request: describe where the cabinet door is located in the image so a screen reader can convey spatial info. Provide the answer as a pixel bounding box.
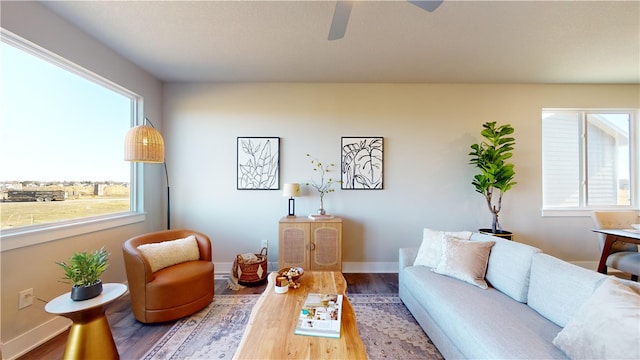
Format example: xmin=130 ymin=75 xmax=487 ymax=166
xmin=279 ymin=222 xmax=309 ymax=269
xmin=310 ymin=222 xmax=342 ymax=271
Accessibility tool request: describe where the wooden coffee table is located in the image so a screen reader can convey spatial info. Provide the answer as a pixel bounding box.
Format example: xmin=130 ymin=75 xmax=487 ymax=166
xmin=233 ymin=271 xmax=367 ymax=359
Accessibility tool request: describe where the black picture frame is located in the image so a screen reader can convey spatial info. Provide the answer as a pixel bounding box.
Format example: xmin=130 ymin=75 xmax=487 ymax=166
xmin=237 ymin=137 xmax=280 ymax=190
xmin=341 ymin=137 xmax=383 ymax=190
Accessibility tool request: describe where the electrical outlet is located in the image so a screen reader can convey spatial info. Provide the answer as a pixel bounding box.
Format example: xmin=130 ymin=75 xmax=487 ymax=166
xmin=19 ymin=288 xmax=33 ymax=309
xmin=261 ymin=239 xmax=268 ymax=249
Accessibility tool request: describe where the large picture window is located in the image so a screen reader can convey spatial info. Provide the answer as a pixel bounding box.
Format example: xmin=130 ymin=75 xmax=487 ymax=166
xmin=542 ymin=109 xmax=637 ymax=213
xmin=0 ymin=31 xmax=142 ymax=246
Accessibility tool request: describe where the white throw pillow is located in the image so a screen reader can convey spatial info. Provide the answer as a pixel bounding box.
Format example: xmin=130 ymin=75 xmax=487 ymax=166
xmin=433 ymin=236 xmax=495 ymax=289
xmin=553 ymin=277 xmax=640 ymax=359
xmin=137 ymin=235 xmax=201 ymax=272
xmin=413 ymin=228 xmax=472 ymax=268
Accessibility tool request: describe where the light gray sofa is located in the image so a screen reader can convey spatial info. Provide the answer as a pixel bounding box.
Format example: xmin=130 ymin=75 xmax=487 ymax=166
xmin=399 ymin=232 xmax=612 ymax=359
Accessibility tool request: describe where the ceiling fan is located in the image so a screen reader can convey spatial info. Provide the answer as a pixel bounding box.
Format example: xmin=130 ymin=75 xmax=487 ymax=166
xmin=328 ymin=0 xmax=444 ymax=40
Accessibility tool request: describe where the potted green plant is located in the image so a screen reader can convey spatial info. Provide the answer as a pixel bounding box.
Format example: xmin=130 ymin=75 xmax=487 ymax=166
xmin=468 ymin=122 xmax=517 ymax=239
xmin=56 ymin=247 xmax=110 ymax=301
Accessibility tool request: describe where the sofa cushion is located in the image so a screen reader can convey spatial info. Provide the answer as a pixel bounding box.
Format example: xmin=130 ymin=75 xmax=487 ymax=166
xmin=527 ymin=253 xmax=606 ymax=327
xmin=402 ymin=266 xmax=566 ymax=359
xmin=138 ymin=235 xmax=201 ymax=272
xmin=433 ymin=236 xmax=495 ymax=289
xmin=413 ymin=228 xmax=472 ymax=268
xmin=471 ymin=232 xmax=542 ymax=302
xmin=552 ymin=277 xmax=640 ymax=360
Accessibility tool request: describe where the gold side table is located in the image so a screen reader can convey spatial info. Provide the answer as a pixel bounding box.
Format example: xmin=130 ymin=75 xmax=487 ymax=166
xmin=45 ymin=283 xmax=127 ymax=360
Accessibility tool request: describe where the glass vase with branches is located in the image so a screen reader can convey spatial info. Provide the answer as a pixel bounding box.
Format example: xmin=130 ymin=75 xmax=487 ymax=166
xmin=305 ymin=154 xmax=340 ymax=215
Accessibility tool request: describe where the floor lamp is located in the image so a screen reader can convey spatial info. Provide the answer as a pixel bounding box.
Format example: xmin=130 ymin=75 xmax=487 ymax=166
xmin=124 ymin=117 xmax=171 ymax=229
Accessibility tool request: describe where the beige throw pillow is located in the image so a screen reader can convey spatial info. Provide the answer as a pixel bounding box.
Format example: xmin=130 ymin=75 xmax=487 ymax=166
xmin=413 ymin=228 xmax=473 ymax=268
xmin=137 ymin=235 xmax=201 ymax=272
xmin=552 ymin=277 xmax=640 ymax=359
xmin=433 ymin=236 xmax=495 ymax=289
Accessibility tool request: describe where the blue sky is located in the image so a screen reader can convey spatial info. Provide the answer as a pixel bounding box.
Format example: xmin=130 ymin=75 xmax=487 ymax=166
xmin=0 ymin=41 xmax=131 ymax=183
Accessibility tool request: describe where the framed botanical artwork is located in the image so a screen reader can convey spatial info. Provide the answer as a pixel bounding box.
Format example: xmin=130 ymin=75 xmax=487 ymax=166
xmin=237 ymin=137 xmax=280 ymax=190
xmin=341 ymin=137 xmax=383 ymax=190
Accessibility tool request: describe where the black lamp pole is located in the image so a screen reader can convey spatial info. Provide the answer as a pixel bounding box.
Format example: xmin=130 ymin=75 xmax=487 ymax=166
xmin=163 ymin=161 xmax=170 ymax=230
xmin=145 ymin=118 xmax=171 ymax=230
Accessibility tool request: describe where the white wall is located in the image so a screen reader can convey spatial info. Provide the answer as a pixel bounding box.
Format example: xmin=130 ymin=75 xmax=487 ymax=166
xmin=164 ymin=83 xmax=639 ymax=271
xmin=1 ymin=2 xmax=164 ymax=357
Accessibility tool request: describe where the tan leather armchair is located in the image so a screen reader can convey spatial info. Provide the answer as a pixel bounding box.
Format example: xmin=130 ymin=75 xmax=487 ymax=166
xmin=122 ymin=229 xmax=214 ymax=323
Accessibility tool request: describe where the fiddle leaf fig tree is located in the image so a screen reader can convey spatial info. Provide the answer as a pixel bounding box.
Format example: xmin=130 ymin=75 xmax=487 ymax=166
xmin=469 ymin=122 xmax=517 ymax=233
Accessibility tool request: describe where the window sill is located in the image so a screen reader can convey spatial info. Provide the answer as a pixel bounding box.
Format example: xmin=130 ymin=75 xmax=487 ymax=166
xmin=541 ymin=208 xmax=640 ymax=217
xmin=0 ymin=212 xmax=145 ymax=252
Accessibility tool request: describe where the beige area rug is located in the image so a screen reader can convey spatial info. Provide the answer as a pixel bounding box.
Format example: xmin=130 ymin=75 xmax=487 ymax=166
xmin=142 ymin=294 xmax=443 ymax=360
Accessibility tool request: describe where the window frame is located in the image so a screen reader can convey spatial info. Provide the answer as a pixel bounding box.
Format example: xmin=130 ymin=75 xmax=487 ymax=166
xmin=0 ymin=29 xmax=145 ymax=251
xmin=541 ymin=108 xmax=639 ymax=217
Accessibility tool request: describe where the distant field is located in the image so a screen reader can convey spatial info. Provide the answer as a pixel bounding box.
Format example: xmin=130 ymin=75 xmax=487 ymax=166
xmin=0 ymin=197 xmax=130 ymax=229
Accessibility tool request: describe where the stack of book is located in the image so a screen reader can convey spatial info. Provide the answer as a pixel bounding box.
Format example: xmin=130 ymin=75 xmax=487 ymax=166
xmin=294 ymin=293 xmax=343 ymax=338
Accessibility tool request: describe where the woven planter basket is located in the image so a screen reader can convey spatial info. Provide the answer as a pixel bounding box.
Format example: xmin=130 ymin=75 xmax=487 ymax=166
xmin=236 ymin=247 xmax=268 ymax=286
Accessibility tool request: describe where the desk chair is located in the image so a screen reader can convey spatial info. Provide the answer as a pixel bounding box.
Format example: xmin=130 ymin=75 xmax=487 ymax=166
xmin=592 ymin=211 xmax=640 ymax=281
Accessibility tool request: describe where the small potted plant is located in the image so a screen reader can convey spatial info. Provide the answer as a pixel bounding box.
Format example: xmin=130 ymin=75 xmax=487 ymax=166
xmin=57 ymin=247 xmax=110 ymax=301
xmin=468 ymin=121 xmax=517 ymax=239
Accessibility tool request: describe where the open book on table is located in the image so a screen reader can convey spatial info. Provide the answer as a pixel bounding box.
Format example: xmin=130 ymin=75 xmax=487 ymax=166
xmin=294 ymin=293 xmax=343 ymax=338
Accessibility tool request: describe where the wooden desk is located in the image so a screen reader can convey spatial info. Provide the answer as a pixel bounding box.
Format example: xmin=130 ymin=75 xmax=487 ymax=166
xmin=45 ymin=283 xmax=127 ymax=360
xmin=234 ymin=271 xmax=366 ymax=359
xmin=592 ymin=229 xmax=640 ymax=273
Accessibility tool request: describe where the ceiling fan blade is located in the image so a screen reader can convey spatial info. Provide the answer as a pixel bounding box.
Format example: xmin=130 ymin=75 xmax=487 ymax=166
xmin=328 ymin=1 xmax=353 ymax=41
xmin=408 ymin=0 xmax=444 ymax=13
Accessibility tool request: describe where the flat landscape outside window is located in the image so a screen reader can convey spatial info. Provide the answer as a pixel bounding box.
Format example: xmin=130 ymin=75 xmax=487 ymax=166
xmin=542 ymin=109 xmax=636 ymax=213
xmin=0 ymin=32 xmax=139 ymax=235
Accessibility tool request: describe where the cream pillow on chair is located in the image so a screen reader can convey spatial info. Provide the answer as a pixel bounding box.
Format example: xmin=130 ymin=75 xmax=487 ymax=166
xmin=138 ymin=235 xmax=201 ymax=272
xmin=433 ymin=236 xmax=495 ymax=289
xmin=413 ymin=228 xmax=473 ymax=268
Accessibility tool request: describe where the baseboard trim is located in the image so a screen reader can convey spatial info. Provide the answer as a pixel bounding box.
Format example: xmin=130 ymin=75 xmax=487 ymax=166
xmin=214 ymin=261 xmax=399 ymax=279
xmin=570 ymin=261 xmax=598 ymax=271
xmin=3 ymin=316 xmax=71 ymax=360
xmin=570 ymin=260 xmax=626 ymax=275
xmin=342 ymin=261 xmax=399 ymax=273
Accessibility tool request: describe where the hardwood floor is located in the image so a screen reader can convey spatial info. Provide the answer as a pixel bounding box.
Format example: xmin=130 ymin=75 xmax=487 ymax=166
xmin=18 ymin=273 xmax=398 ymax=360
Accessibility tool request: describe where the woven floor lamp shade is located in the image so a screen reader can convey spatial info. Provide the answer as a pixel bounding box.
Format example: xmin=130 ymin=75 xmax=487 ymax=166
xmin=124 ymin=125 xmax=165 ymax=163
xmin=124 ymin=121 xmax=171 ymax=229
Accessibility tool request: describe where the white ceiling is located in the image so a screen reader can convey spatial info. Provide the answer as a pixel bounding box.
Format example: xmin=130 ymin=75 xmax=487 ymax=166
xmin=41 ymin=0 xmax=640 ymax=84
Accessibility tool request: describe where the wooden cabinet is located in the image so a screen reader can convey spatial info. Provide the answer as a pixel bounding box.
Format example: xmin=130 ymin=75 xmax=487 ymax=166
xmin=278 ymin=217 xmax=342 ymax=271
